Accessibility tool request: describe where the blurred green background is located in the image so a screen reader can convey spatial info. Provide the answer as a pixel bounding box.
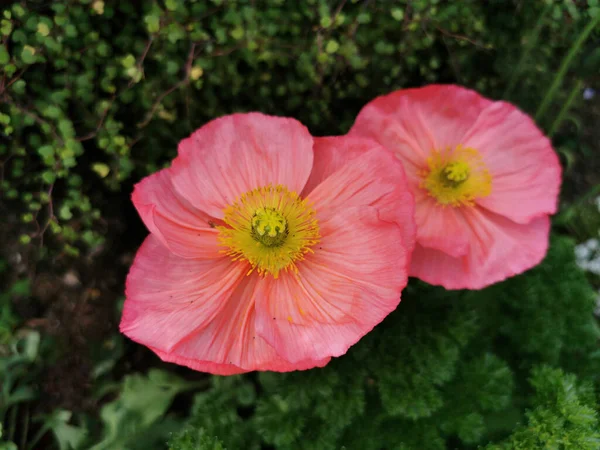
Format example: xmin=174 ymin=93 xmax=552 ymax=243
xmin=1 ymin=0 xmax=600 ymax=449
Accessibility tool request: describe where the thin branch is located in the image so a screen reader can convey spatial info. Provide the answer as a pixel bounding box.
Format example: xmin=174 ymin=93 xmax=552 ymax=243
xmin=35 ymin=183 xmax=54 ymax=250
xmin=435 ymin=26 xmax=488 ymax=49
xmin=137 ymin=43 xmax=197 ymax=129
xmin=6 ymin=98 xmax=64 ymax=145
xmin=76 ymin=37 xmax=155 ymax=142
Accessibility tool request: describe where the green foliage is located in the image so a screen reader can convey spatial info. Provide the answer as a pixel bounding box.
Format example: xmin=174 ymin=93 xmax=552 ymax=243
xmin=1 ymin=1 xmax=599 ymax=449
xmin=0 ymin=0 xmax=595 ymax=258
xmin=487 ymin=366 xmax=600 ymax=450
xmin=166 ymin=237 xmax=599 ymax=450
xmin=469 ymin=236 xmax=600 ymax=378
xmin=168 ymin=428 xmax=226 ymax=450
xmin=0 ymin=330 xmax=41 ymax=448
xmin=89 ymin=369 xmax=205 ymax=450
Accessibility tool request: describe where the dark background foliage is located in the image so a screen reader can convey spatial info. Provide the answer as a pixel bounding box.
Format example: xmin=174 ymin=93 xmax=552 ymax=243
xmin=1 ymin=0 xmax=599 ymax=449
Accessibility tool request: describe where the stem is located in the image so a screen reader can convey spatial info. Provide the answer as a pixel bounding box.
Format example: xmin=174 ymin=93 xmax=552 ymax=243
xmin=504 ymin=4 xmax=551 ymax=99
xmin=20 ymin=406 xmax=29 ymax=450
xmin=548 ymin=79 xmax=583 ymax=137
xmin=7 ymin=405 xmax=17 ymax=442
xmin=26 ymin=424 xmax=48 ymax=450
xmin=535 ymin=13 xmax=600 ymax=121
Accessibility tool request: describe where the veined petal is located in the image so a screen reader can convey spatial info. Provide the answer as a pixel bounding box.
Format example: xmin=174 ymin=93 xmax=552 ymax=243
xmin=462 ymin=101 xmax=562 ymax=223
xmin=349 ymin=84 xmax=491 ymax=180
xmin=255 ymin=206 xmax=409 ymax=362
xmin=132 ymin=168 xmax=220 ymax=259
xmin=120 ymin=235 xmax=247 ymax=353
xmin=410 ymin=209 xmax=550 ymax=290
xmin=170 ymin=113 xmax=314 ymax=219
xmin=306 ymin=145 xmax=416 ymax=254
xmin=160 ymin=273 xmax=330 ymax=372
xmin=413 ymin=189 xmax=469 ymax=258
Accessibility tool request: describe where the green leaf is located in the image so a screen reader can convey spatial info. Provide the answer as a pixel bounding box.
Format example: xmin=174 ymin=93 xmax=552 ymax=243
xmin=91 ymin=162 xmax=110 ymax=178
xmin=42 ymin=171 xmax=56 ymax=184
xmin=391 ymin=8 xmax=404 ymax=21
xmin=20 ymin=45 xmax=36 ymax=64
xmin=325 ymin=39 xmax=339 ymax=54
xmin=0 ymin=45 xmax=9 ymax=64
xmin=59 ymin=204 xmax=73 ymax=220
xmin=144 ymin=14 xmax=160 ymax=33
xmin=91 ymin=370 xmax=202 ymax=450
xmin=168 ymin=428 xmax=227 ymax=450
xmin=39 ymin=410 xmax=88 ymax=450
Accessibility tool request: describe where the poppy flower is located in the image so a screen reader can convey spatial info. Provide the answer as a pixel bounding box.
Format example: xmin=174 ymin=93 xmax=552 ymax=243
xmin=349 ymin=84 xmax=561 ymax=289
xmin=120 ymin=113 xmax=415 ymax=374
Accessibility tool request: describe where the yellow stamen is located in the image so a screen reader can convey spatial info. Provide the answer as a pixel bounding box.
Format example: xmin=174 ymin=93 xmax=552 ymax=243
xmin=420 ymin=145 xmax=492 ymax=207
xmin=217 ymin=185 xmax=320 ymax=278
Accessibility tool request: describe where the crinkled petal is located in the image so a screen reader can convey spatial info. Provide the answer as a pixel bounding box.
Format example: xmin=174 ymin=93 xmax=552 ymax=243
xmin=349 ymin=84 xmax=491 ymax=180
xmin=120 ymin=235 xmax=247 ymax=354
xmin=255 ymin=206 xmax=409 ymax=363
xmin=410 ymin=208 xmax=550 ymax=290
xmin=132 ymin=168 xmax=220 ymax=259
xmin=302 ymin=135 xmax=382 ymax=194
xmin=170 ymin=113 xmax=314 ymax=219
xmin=413 ymin=188 xmax=469 ymax=257
xmin=461 ymin=101 xmax=562 ymax=223
xmin=306 ymin=144 xmax=416 ymax=254
xmin=160 ymin=273 xmax=330 ymax=373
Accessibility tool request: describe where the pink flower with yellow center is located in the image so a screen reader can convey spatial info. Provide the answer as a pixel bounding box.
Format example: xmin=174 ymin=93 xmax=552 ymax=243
xmin=350 ymin=85 xmax=562 ymax=290
xmin=120 ymin=113 xmax=415 ymax=374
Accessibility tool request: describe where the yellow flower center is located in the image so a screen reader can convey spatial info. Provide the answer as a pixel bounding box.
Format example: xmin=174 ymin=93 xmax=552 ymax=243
xmin=420 ymin=144 xmax=492 ymax=207
xmin=251 ymin=207 xmax=288 ymax=247
xmin=217 ymin=185 xmax=320 ymax=278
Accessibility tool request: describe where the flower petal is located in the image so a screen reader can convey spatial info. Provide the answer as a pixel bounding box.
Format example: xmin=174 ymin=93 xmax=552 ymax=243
xmin=120 ymin=235 xmax=247 ymax=355
xmin=349 ymin=84 xmax=491 ymax=179
xmin=306 ymin=145 xmax=416 ymax=254
xmin=461 ymin=101 xmax=562 ymax=223
xmin=132 ymin=168 xmax=221 ymax=259
xmin=170 ymin=113 xmax=314 ymax=219
xmin=413 ymin=189 xmax=469 ymax=258
xmin=156 ymin=273 xmax=330 ymax=373
xmin=302 ymin=135 xmax=382 ymax=195
xmin=255 ymin=206 xmax=409 ymax=362
xmin=409 ymin=208 xmax=550 ymax=290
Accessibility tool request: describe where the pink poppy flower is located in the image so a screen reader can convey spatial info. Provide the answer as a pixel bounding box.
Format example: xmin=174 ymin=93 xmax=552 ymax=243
xmin=120 ymin=113 xmax=415 ymax=374
xmin=349 ymin=84 xmax=561 ymax=290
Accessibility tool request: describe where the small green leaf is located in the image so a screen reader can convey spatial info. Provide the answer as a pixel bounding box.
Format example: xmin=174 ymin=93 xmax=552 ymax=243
xmin=0 ymin=45 xmax=9 ymax=64
xmin=325 ymin=39 xmax=339 ymax=54
xmin=42 ymin=171 xmax=56 ymax=184
xmin=121 ymin=54 xmax=136 ymax=68
xmin=20 ymin=45 xmax=36 ymax=64
xmin=391 ymin=8 xmax=404 ymax=21
xmin=230 ymin=26 xmax=244 ymax=40
xmin=38 ymin=145 xmax=54 ymax=159
xmin=144 ymin=14 xmax=160 ymax=33
xmin=59 ymin=204 xmax=73 ymax=220
xmin=92 ymin=162 xmax=110 ymax=178
xmin=37 ymin=22 xmax=50 ymax=36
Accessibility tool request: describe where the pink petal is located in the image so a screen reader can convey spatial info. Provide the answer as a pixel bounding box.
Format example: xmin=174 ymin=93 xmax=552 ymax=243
xmin=121 ymin=235 xmax=247 ymax=355
xmin=349 ymin=84 xmax=492 ymax=181
xmin=255 ymin=206 xmax=410 ymax=362
xmin=132 ymin=168 xmax=221 ymax=259
xmin=413 ymin=189 xmax=469 ymax=258
xmin=410 ymin=208 xmax=551 ymax=290
xmin=306 ymin=145 xmax=416 ymax=254
xmin=302 ymin=135 xmax=383 ymax=195
xmin=170 ymin=113 xmax=314 ymax=219
xmin=462 ymin=101 xmax=562 ymax=223
xmin=154 ymin=273 xmax=330 ymax=373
